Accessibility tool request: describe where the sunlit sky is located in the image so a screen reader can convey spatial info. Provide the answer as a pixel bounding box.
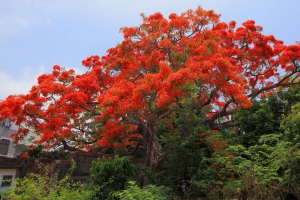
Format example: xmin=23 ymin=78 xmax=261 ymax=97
xmin=0 ymin=0 xmax=299 ymax=100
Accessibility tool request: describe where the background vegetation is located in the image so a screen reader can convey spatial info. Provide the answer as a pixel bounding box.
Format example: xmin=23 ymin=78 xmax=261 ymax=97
xmin=2 ymin=87 xmax=300 ymax=199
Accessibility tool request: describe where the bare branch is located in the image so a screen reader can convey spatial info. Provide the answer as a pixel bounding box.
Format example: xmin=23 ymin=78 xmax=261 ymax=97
xmin=210 ymin=120 xmax=234 ymax=130
xmin=61 ymin=139 xmax=84 ymax=152
xmin=200 ymin=87 xmax=218 ymax=107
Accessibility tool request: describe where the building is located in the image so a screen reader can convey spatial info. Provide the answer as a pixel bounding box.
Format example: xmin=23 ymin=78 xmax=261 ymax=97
xmin=0 ymin=119 xmax=16 ymax=157
xmin=0 ymin=119 xmax=145 ymax=191
xmin=0 ymin=119 xmax=26 ymax=192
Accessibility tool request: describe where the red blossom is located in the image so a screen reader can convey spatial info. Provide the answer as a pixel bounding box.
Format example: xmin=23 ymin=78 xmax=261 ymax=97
xmin=21 ymin=152 xmax=29 ymax=158
xmin=0 ymin=7 xmax=298 ymax=157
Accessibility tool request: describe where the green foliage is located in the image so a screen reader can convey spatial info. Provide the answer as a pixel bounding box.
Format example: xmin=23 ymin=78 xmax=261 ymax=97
xmin=188 ymin=130 xmax=237 ymax=199
xmin=155 ymin=104 xmax=209 ymax=195
xmin=0 ymin=160 xmax=95 ymax=200
xmin=234 ymin=87 xmax=300 ymax=147
xmin=224 ymin=139 xmax=282 ymax=199
xmin=4 ymin=87 xmax=300 ymax=199
xmin=277 ymin=86 xmax=300 ymax=112
xmin=226 ymin=88 xmax=300 ymax=198
xmin=278 ymin=102 xmax=300 ymax=197
xmin=234 ymin=100 xmax=281 ymax=147
xmin=90 ymin=155 xmax=137 ymax=199
xmin=186 ymin=88 xmax=300 ymax=199
xmin=155 ymin=103 xmax=238 ymax=199
xmin=281 ymin=102 xmax=300 ymax=145
xmin=220 ymin=134 xmax=300 ymax=199
xmin=113 ymin=181 xmax=172 ymax=200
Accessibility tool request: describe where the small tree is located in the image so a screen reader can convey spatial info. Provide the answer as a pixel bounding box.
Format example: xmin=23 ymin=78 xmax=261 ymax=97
xmin=90 ymin=155 xmax=137 ymax=199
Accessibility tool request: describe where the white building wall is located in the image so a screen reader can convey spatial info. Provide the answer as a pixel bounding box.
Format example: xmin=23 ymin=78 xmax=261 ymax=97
xmin=0 ymin=120 xmax=18 ymax=158
xmin=4 ymin=137 xmax=14 ymax=158
xmin=0 ymin=120 xmax=38 ymax=192
xmin=0 ymin=120 xmax=18 ymax=192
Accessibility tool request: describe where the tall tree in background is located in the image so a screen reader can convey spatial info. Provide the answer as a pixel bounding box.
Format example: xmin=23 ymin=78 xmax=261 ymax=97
xmin=0 ymin=7 xmax=300 ymax=171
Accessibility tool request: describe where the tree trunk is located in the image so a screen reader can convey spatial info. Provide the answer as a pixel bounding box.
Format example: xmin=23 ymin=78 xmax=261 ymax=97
xmin=138 ymin=122 xmax=161 ymax=171
xmin=139 ymin=121 xmax=173 ymax=173
xmin=147 ymin=135 xmax=162 ymax=170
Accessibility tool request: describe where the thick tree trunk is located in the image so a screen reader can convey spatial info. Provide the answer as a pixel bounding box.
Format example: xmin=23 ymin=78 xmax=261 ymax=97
xmin=142 ymin=122 xmax=161 ymax=167
xmin=146 ymin=135 xmax=162 ymax=170
xmin=129 ymin=121 xmax=174 ymax=177
xmin=139 ymin=122 xmax=172 ymax=173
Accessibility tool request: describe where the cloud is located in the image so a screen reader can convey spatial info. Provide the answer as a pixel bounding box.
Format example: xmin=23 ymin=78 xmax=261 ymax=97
xmin=46 ymin=18 xmax=51 ymax=24
xmin=0 ymin=65 xmax=88 ymax=100
xmin=0 ymin=66 xmax=46 ymax=100
xmin=0 ymin=15 xmax=35 ymax=38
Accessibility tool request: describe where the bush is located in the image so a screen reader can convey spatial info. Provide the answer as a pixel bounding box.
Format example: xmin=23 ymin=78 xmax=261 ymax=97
xmin=0 ymin=160 xmax=95 ymax=200
xmin=90 ymin=155 xmax=137 ymax=199
xmin=113 ymin=181 xmax=171 ymax=200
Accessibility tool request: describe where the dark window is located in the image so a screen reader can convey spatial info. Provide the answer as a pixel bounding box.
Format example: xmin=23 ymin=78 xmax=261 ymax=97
xmin=0 ymin=139 xmax=10 ymax=155
xmin=1 ymin=175 xmax=13 ymax=187
xmin=1 ymin=118 xmax=11 ymax=128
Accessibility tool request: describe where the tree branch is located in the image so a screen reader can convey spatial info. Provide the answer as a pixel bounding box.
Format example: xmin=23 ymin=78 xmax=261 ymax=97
xmin=61 ymin=139 xmax=84 ymax=152
xmin=200 ymin=87 xmax=218 ymax=107
xmin=210 ymin=120 xmax=234 ymax=130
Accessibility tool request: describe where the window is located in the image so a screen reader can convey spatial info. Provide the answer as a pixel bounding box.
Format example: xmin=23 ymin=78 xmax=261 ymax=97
xmin=0 ymin=139 xmax=10 ymax=155
xmin=1 ymin=118 xmax=11 ymax=128
xmin=1 ymin=175 xmax=13 ymax=187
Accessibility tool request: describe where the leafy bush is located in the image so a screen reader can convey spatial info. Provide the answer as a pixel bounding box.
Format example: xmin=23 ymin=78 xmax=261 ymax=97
xmin=113 ymin=181 xmax=171 ymax=200
xmin=90 ymin=155 xmax=137 ymax=199
xmin=0 ymin=160 xmax=95 ymax=200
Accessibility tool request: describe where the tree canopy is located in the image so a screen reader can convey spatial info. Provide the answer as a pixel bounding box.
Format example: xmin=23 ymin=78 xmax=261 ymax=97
xmin=0 ymin=7 xmax=300 ymax=171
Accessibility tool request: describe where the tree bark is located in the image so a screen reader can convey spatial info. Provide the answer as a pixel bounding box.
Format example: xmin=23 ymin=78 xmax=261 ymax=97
xmin=136 ymin=122 xmax=165 ymax=173
xmin=61 ymin=139 xmax=83 ymax=152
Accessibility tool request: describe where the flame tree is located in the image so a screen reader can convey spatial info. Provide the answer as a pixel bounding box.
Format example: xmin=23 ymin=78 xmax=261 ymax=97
xmin=1 ymin=7 xmax=300 ymax=171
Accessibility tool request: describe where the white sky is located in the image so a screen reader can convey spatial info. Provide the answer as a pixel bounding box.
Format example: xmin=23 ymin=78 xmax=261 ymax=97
xmin=0 ymin=0 xmax=299 ymax=100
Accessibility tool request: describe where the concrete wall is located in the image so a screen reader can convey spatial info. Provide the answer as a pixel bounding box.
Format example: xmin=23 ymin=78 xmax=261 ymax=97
xmin=0 ymin=152 xmax=145 ymax=192
xmin=0 ymin=156 xmax=65 ymax=193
